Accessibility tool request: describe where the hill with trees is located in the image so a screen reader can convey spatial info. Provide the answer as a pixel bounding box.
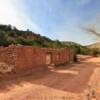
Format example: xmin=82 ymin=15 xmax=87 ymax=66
xmin=86 ymin=42 xmax=100 ymax=56
xmin=87 ymin=42 xmax=100 ymax=49
xmin=0 ymin=24 xmax=84 ymax=49
xmin=0 ymin=24 xmax=55 ymax=47
xmin=1 ymin=24 xmax=98 ymax=60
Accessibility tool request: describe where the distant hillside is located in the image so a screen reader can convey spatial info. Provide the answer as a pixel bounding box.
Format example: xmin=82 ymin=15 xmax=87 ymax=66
xmin=0 ymin=24 xmax=91 ymax=55
xmin=87 ymin=42 xmax=100 ymax=49
xmin=61 ymin=41 xmax=89 ymax=55
xmin=1 ymin=24 xmax=86 ymax=49
xmin=61 ymin=41 xmax=82 ymax=48
xmin=86 ymin=42 xmax=100 ymax=56
xmin=0 ymin=24 xmax=55 ymax=47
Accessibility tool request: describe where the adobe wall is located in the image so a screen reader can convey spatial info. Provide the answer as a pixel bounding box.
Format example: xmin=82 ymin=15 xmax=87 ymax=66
xmin=14 ymin=46 xmax=47 ymax=73
xmin=0 ymin=46 xmax=17 ymax=74
xmin=0 ymin=45 xmax=73 ymax=74
xmin=40 ymin=48 xmax=72 ymax=65
xmin=0 ymin=46 xmax=15 ymax=65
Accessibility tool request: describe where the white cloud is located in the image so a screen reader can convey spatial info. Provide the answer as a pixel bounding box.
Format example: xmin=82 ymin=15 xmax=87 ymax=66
xmin=0 ymin=0 xmax=41 ymax=32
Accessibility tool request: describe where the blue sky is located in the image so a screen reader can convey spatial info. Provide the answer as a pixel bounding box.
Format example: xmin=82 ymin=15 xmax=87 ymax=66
xmin=0 ymin=0 xmax=100 ymax=45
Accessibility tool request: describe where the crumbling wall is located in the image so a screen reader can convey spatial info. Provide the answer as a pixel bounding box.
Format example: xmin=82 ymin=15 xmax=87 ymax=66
xmin=42 ymin=48 xmax=72 ymax=66
xmin=0 ymin=45 xmax=73 ymax=75
xmin=15 ymin=46 xmax=47 ymax=73
xmin=51 ymin=48 xmax=72 ymax=65
xmin=0 ymin=46 xmax=15 ymax=73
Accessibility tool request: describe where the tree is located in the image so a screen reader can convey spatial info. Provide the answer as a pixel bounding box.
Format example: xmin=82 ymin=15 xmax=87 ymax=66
xmin=52 ymin=40 xmax=63 ymax=48
xmin=0 ymin=31 xmax=11 ymax=46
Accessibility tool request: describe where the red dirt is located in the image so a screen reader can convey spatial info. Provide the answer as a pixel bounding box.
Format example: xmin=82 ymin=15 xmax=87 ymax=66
xmin=0 ymin=55 xmax=100 ymax=100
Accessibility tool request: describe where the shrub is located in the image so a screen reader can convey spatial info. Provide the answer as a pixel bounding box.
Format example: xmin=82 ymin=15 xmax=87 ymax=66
xmin=0 ymin=31 xmax=12 ymax=46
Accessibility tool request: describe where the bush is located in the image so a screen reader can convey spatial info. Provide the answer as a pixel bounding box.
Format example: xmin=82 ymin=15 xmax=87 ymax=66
xmin=72 ymin=48 xmax=78 ymax=62
xmin=52 ymin=40 xmax=64 ymax=48
xmin=91 ymin=48 xmax=99 ymax=57
xmin=0 ymin=31 xmax=12 ymax=46
xmin=15 ymin=38 xmax=44 ymax=47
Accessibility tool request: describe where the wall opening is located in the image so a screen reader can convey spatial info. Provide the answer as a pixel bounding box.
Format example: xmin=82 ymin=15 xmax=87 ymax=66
xmin=46 ymin=53 xmax=52 ymax=65
xmin=56 ymin=53 xmax=60 ymax=61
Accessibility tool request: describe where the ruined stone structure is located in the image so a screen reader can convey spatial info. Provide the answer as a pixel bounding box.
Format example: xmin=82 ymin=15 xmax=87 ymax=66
xmin=0 ymin=45 xmax=73 ymax=75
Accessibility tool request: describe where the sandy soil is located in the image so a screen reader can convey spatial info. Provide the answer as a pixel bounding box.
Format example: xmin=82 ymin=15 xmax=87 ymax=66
xmin=0 ymin=55 xmax=100 ymax=100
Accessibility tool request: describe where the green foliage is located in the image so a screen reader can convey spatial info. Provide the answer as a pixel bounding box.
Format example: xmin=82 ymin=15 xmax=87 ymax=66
xmin=52 ymin=40 xmax=64 ymax=48
xmin=90 ymin=48 xmax=100 ymax=57
xmin=0 ymin=31 xmax=12 ymax=46
xmin=0 ymin=24 xmax=12 ymax=31
xmin=16 ymin=38 xmax=44 ymax=47
xmin=71 ymin=48 xmax=78 ymax=62
xmin=80 ymin=47 xmax=90 ymax=55
xmin=0 ymin=24 xmax=53 ymax=47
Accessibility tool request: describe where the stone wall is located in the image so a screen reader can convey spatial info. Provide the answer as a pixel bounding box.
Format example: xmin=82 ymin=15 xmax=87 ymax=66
xmin=0 ymin=45 xmax=73 ymax=74
xmin=15 ymin=46 xmax=47 ymax=73
xmin=0 ymin=46 xmax=15 ymax=73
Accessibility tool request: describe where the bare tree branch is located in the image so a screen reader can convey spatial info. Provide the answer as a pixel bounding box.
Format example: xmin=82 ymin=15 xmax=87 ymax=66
xmin=82 ymin=27 xmax=100 ymax=39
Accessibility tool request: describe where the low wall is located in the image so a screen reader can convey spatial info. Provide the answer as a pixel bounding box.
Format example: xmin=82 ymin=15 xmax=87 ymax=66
xmin=0 ymin=46 xmax=16 ymax=74
xmin=0 ymin=45 xmax=73 ymax=75
xmin=15 ymin=46 xmax=47 ymax=73
xmin=43 ymin=48 xmax=72 ymax=65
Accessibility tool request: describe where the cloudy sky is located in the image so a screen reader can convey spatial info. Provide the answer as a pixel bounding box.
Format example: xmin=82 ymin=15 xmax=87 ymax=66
xmin=0 ymin=0 xmax=100 ymax=45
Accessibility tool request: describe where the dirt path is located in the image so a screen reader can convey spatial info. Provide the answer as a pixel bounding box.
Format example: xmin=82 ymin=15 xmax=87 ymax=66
xmin=0 ymin=55 xmax=100 ymax=100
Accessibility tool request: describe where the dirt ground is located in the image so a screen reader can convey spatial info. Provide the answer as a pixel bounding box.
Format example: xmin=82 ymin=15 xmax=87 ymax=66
xmin=0 ymin=55 xmax=100 ymax=100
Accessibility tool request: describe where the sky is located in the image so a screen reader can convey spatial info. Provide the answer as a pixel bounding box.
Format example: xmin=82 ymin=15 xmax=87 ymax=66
xmin=0 ymin=0 xmax=100 ymax=45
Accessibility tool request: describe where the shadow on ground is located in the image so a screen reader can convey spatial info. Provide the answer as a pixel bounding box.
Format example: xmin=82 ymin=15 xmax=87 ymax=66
xmin=0 ymin=56 xmax=100 ymax=94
